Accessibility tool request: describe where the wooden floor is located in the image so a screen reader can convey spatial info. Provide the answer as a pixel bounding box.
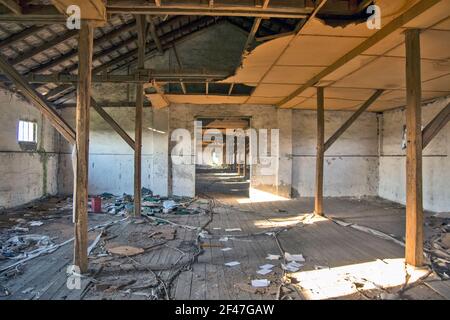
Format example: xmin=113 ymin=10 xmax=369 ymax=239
xmin=0 ymin=188 xmax=449 ymax=300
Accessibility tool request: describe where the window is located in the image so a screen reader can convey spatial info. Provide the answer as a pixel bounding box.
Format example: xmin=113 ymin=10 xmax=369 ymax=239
xmin=18 ymin=120 xmax=37 ymax=143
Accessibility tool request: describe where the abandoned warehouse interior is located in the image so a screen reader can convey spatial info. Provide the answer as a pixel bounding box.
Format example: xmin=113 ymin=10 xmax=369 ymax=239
xmin=0 ymin=0 xmax=449 ymax=301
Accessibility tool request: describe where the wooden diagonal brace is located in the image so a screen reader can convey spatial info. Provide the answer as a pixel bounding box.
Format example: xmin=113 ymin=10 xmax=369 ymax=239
xmin=422 ymin=102 xmax=450 ymax=149
xmin=0 ymin=54 xmax=76 ymax=144
xmin=324 ymin=89 xmax=384 ymax=152
xmin=91 ymin=98 xmax=135 ymax=150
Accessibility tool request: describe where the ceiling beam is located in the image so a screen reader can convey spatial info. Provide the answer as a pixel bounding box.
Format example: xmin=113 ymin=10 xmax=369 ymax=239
xmin=46 ymin=16 xmax=220 ymax=104
xmin=0 ymin=0 xmax=21 ymax=14
xmin=106 ymin=0 xmax=311 ymax=19
xmin=1 ymin=71 xmax=230 ymax=84
xmin=27 ymin=19 xmax=136 ymax=74
xmin=10 ymin=29 xmax=78 ymax=65
xmin=277 ymin=0 xmax=443 ymax=109
xmin=0 ymin=25 xmax=47 ymax=50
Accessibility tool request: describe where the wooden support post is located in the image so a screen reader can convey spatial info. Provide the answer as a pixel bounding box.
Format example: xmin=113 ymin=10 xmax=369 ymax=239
xmin=134 ymin=15 xmax=147 ymax=217
xmin=324 ymin=89 xmax=384 ymax=151
xmin=314 ymin=87 xmax=325 ymax=216
xmin=405 ymin=29 xmax=423 ymax=267
xmin=74 ymin=21 xmax=94 ymax=273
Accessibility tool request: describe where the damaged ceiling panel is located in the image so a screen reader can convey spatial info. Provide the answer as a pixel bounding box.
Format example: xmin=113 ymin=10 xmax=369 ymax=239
xmin=0 ymin=0 xmax=448 ymax=111
xmin=216 ymin=0 xmax=450 ymax=111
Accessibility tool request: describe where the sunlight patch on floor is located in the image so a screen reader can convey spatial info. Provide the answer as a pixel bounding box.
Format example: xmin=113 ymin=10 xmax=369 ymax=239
xmin=237 ymin=188 xmax=290 ymax=204
xmin=291 ymin=258 xmax=429 ymax=300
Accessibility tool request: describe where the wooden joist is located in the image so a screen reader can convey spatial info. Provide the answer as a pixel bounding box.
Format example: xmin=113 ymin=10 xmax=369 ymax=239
xmin=405 ymin=29 xmax=423 ymax=267
xmin=0 ymin=53 xmax=75 ymax=144
xmin=10 ymin=29 xmax=78 ymax=65
xmin=106 ymin=0 xmax=312 ymax=19
xmin=73 ymin=20 xmax=94 ymax=274
xmin=0 ymin=0 xmax=21 ymax=14
xmin=422 ymin=102 xmax=450 ymax=149
xmin=314 ymin=87 xmax=325 ymax=216
xmin=91 ymin=99 xmax=135 ymax=150
xmin=146 ymin=16 xmax=163 ymax=54
xmin=278 ymin=0 xmax=443 ymax=108
xmin=0 ymin=26 xmax=47 ymax=50
xmin=324 ymin=90 xmax=384 ymax=151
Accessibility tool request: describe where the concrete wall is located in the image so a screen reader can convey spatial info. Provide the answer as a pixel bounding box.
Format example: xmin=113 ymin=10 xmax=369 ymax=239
xmin=0 ymin=88 xmax=59 ymax=209
xmin=379 ymin=96 xmax=450 ymax=212
xmin=58 ymin=107 xmax=169 ymax=197
xmin=291 ymin=110 xmax=379 ymax=197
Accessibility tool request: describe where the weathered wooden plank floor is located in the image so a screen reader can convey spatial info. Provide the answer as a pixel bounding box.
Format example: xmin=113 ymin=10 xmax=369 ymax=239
xmin=1 ymin=194 xmax=448 ymax=300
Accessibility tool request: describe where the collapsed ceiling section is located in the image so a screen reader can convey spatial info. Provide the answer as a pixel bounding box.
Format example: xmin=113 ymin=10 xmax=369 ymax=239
xmin=0 ymin=0 xmax=449 ymax=111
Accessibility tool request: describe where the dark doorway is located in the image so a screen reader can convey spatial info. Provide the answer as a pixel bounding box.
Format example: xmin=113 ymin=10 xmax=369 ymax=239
xmin=195 ymin=117 xmax=250 ymax=199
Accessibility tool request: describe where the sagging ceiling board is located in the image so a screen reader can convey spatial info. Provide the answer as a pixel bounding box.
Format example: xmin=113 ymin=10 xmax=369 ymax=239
xmin=204 ymin=0 xmax=449 ymax=112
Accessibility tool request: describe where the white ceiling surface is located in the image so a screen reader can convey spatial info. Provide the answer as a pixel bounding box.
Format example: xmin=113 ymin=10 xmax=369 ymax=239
xmin=168 ymin=0 xmax=450 ymax=111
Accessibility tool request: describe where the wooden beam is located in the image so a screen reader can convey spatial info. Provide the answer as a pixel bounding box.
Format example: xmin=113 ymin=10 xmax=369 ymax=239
xmin=91 ymin=98 xmax=135 ymax=150
xmin=146 ymin=16 xmax=163 ymax=54
xmin=106 ymin=1 xmax=311 ymax=19
xmin=405 ymin=29 xmax=423 ymax=267
xmin=0 ymin=0 xmax=21 ymax=14
xmin=0 ymin=5 xmax=65 ymax=23
xmin=314 ymin=87 xmax=325 ymax=216
xmin=10 ymin=29 xmax=78 ymax=65
xmin=134 ymin=15 xmax=147 ymax=217
xmin=74 ymin=21 xmax=94 ymax=274
xmin=278 ymin=0 xmax=443 ymax=108
xmin=422 ymin=102 xmax=450 ymax=149
xmin=324 ymin=89 xmax=384 ymax=151
xmin=0 ymin=53 xmax=75 ymax=144
xmin=0 ymin=26 xmax=46 ymax=50
xmin=28 ymin=19 xmax=136 ymax=74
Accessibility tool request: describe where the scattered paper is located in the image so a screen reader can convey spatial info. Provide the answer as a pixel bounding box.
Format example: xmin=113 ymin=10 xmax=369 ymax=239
xmin=282 ymin=261 xmax=303 ymax=272
xmin=219 ymin=237 xmax=229 ymax=242
xmin=225 ymin=261 xmax=240 ymax=267
xmin=259 ymin=264 xmax=274 ymax=270
xmin=266 ymin=254 xmax=281 ymax=260
xmin=221 ymin=247 xmax=233 ymax=252
xmin=285 ymin=252 xmax=305 ymax=262
xmin=225 ymin=228 xmax=242 ymax=232
xmin=257 ymin=268 xmax=273 ymax=275
xmin=251 ymin=279 xmax=270 ymax=288
xmin=29 ymin=221 xmax=43 ymax=227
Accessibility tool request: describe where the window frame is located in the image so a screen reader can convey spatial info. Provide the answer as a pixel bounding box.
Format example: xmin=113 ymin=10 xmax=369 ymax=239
xmin=17 ymin=120 xmax=38 ymax=144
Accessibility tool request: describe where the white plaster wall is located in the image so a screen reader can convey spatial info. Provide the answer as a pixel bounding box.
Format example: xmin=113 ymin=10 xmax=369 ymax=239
xmin=379 ymin=96 xmax=450 ymax=212
xmin=292 ymin=110 xmax=379 ymax=197
xmin=58 ymin=107 xmax=169 ymax=197
xmin=0 ymin=88 xmax=59 ymax=208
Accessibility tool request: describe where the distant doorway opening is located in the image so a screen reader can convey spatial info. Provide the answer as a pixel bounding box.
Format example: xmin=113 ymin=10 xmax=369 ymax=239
xmin=195 ymin=117 xmax=250 ymax=199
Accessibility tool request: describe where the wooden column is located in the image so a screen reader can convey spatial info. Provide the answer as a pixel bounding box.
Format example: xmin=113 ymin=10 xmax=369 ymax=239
xmin=314 ymin=87 xmax=325 ymax=216
xmin=74 ymin=21 xmax=94 ymax=273
xmin=134 ymin=15 xmax=147 ymax=217
xmin=405 ymin=29 xmax=424 ymax=267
